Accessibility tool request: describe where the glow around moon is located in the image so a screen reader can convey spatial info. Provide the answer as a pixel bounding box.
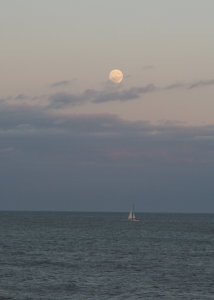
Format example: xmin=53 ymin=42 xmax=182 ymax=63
xmin=109 ymin=69 xmax=123 ymax=83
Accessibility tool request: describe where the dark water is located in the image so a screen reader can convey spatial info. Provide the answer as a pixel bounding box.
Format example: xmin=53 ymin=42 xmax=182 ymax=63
xmin=0 ymin=212 xmax=214 ymax=299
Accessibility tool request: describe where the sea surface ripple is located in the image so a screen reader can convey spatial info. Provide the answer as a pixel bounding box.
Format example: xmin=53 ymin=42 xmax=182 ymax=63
xmin=0 ymin=212 xmax=214 ymax=299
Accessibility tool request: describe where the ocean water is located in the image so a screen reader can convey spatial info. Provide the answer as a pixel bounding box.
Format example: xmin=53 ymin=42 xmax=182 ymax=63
xmin=0 ymin=212 xmax=214 ymax=300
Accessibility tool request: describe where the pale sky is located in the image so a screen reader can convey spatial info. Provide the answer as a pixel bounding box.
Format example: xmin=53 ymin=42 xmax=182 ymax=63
xmin=1 ymin=0 xmax=214 ymax=123
xmin=1 ymin=0 xmax=214 ymax=212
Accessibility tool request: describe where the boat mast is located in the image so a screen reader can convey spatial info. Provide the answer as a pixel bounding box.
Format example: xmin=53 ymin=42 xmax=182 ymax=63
xmin=132 ymin=204 xmax=135 ymax=220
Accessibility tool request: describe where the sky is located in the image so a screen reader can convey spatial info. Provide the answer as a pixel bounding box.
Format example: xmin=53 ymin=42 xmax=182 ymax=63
xmin=1 ymin=0 xmax=214 ymax=212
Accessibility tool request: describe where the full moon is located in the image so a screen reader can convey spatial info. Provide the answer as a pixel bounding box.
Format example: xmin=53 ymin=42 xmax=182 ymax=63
xmin=109 ymin=69 xmax=123 ymax=83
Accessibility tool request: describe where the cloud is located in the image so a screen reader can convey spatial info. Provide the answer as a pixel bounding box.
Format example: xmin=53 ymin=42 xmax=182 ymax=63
xmin=15 ymin=94 xmax=28 ymax=100
xmin=1 ymin=109 xmax=214 ymax=188
xmin=93 ymin=84 xmax=157 ymax=103
xmin=3 ymin=84 xmax=156 ymax=110
xmin=47 ymin=83 xmax=158 ymax=108
xmin=47 ymin=77 xmax=214 ymax=107
xmin=189 ymin=79 xmax=214 ymax=89
xmin=3 ymin=76 xmax=213 ymax=112
xmin=49 ymin=93 xmax=81 ymax=108
xmin=50 ymin=80 xmax=71 ymax=88
xmin=142 ymin=65 xmax=154 ymax=70
xmin=0 ymin=76 xmax=214 ymax=147
xmin=165 ymin=82 xmax=187 ymax=90
xmin=1 ymin=104 xmax=214 ymax=212
xmin=1 ymin=78 xmax=214 ymax=212
xmin=1 ymin=95 xmax=214 ymax=144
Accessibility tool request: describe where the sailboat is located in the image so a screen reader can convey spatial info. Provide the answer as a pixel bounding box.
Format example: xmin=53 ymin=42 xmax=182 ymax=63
xmin=128 ymin=205 xmax=139 ymax=221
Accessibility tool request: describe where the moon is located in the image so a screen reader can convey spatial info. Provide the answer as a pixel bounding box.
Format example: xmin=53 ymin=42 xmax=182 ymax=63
xmin=109 ymin=69 xmax=123 ymax=83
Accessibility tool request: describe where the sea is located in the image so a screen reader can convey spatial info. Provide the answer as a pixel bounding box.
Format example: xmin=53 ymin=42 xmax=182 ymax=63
xmin=0 ymin=212 xmax=214 ymax=300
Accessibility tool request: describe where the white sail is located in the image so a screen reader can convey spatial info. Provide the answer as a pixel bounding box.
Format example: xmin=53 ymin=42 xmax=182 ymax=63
xmin=128 ymin=206 xmax=139 ymax=221
xmin=128 ymin=211 xmax=133 ymax=220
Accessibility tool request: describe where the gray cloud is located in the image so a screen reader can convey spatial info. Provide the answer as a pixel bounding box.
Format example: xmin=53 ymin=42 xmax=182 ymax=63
xmin=165 ymin=82 xmax=187 ymax=90
xmin=142 ymin=65 xmax=154 ymax=70
xmin=1 ymin=77 xmax=214 ymax=212
xmin=51 ymin=80 xmax=71 ymax=88
xmin=47 ymin=77 xmax=214 ymax=108
xmin=0 ymin=96 xmax=12 ymax=103
xmin=1 ymin=102 xmax=214 ymax=212
xmin=48 ymin=84 xmax=158 ymax=108
xmin=1 ymin=98 xmax=214 ymax=143
xmin=15 ymin=94 xmax=28 ymax=100
xmin=189 ymin=79 xmax=214 ymax=89
xmin=49 ymin=93 xmax=81 ymax=108
xmin=93 ymin=84 xmax=157 ymax=103
xmin=4 ymin=77 xmax=213 ymax=112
